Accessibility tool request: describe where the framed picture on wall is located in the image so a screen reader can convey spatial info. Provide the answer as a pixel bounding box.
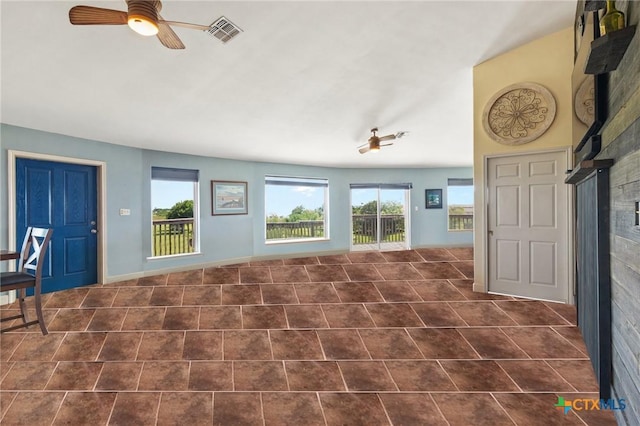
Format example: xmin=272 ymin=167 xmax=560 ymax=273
xmin=211 ymin=180 xmax=248 ymax=215
xmin=425 ymin=189 xmax=443 ymax=209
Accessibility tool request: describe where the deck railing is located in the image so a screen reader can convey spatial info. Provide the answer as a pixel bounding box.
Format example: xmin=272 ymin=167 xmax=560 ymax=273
xmin=152 ymin=218 xmax=194 ymax=256
xmin=352 ymin=214 xmax=405 ymax=245
xmin=266 ymin=220 xmax=325 ymax=240
xmin=448 ymin=214 xmax=473 ymax=230
xmin=264 ymin=215 xmax=406 ymax=244
xmin=153 ymin=213 xmax=468 ymax=254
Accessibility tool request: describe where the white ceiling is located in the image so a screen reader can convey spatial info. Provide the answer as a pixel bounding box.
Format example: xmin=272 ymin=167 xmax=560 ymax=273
xmin=1 ymin=1 xmax=575 ymax=168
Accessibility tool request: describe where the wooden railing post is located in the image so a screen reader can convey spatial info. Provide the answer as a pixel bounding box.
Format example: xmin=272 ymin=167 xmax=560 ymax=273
xmin=152 ymin=218 xmax=195 ymax=257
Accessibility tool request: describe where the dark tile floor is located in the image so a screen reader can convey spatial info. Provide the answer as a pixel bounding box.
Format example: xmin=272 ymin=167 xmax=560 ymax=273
xmin=0 ymin=248 xmax=617 ymax=425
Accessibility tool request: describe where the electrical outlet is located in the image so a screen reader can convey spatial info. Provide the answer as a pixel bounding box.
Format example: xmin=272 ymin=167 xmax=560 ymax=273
xmin=119 ymin=208 xmax=131 ymax=216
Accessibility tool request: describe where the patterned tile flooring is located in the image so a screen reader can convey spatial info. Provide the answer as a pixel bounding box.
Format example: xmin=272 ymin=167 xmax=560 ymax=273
xmin=0 ymin=248 xmax=617 ymax=425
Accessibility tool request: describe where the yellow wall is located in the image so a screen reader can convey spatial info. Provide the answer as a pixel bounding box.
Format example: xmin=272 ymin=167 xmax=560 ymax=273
xmin=472 ymin=27 xmax=573 ymax=292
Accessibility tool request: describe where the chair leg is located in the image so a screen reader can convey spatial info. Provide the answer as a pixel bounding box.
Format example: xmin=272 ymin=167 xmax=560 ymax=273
xmin=17 ymin=288 xmax=29 ymax=325
xmin=33 ymin=287 xmax=48 ymax=335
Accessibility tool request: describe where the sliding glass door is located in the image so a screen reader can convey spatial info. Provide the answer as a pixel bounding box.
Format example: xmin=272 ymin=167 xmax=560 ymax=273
xmin=350 ymin=183 xmax=411 ymax=251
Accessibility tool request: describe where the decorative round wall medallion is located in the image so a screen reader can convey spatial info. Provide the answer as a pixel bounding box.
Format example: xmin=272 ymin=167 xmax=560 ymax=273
xmin=574 ymin=77 xmax=595 ymax=126
xmin=482 ymin=82 xmax=557 ymax=145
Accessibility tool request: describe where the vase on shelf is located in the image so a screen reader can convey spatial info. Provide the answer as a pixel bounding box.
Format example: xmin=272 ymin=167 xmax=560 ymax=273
xmin=599 ymin=0 xmax=625 ymax=35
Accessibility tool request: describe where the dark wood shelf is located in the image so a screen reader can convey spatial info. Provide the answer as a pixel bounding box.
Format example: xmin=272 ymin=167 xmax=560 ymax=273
xmin=565 ymin=159 xmax=614 ymax=184
xmin=585 ymin=25 xmax=636 ymax=74
xmin=574 ymin=135 xmax=601 ymax=162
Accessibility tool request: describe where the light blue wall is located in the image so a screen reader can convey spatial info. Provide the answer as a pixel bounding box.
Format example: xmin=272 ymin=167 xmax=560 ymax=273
xmin=1 ymin=124 xmax=472 ymax=281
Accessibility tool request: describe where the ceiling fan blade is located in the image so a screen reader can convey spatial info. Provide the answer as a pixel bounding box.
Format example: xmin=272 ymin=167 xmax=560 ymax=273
xmin=378 ymin=134 xmax=396 ymax=142
xmin=159 ymin=20 xmax=211 ymax=31
xmin=69 ymin=5 xmax=128 ymax=25
xmin=380 ymin=142 xmax=394 ymax=147
xmin=358 ymin=145 xmax=371 ymax=154
xmin=157 ymin=17 xmax=185 ymax=49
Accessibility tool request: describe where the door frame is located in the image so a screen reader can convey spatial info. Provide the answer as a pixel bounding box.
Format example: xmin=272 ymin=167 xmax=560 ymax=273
xmin=7 ymin=150 xmax=107 ymax=285
xmin=483 ymin=147 xmax=575 ymax=304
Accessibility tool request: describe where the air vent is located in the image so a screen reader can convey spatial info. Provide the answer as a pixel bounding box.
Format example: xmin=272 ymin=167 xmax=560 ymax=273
xmin=206 ymin=16 xmax=242 ymax=43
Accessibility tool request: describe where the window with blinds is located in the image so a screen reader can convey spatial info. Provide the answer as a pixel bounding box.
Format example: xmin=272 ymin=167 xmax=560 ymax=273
xmin=265 ymin=175 xmax=329 ymax=242
xmin=150 ymin=167 xmax=199 ymax=257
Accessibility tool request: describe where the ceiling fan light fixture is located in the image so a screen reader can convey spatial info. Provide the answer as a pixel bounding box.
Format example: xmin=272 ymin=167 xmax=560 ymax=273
xmin=128 ymin=15 xmax=159 ymax=36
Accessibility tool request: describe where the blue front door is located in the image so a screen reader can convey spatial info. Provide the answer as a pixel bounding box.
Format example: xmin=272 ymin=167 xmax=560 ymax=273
xmin=16 ymin=158 xmax=98 ymax=293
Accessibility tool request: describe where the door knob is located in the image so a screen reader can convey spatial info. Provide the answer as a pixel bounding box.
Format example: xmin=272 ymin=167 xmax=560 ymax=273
xmin=488 ymin=230 xmax=494 ymax=236
xmin=91 ymin=229 xmax=98 ymax=234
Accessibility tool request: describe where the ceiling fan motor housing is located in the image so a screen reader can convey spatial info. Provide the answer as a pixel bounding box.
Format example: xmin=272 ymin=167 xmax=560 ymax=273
xmin=127 ymin=0 xmax=160 ymax=27
xmin=369 ymin=136 xmax=381 ymax=150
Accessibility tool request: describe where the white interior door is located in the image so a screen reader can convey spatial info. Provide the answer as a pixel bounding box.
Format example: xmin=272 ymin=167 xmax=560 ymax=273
xmin=487 ymin=150 xmax=569 ymax=302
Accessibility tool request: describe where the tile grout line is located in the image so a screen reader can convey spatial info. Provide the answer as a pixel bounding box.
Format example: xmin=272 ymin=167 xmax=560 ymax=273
xmin=488 ymin=392 xmax=519 ymax=426
xmin=375 ymin=392 xmax=395 ymax=425
xmin=444 ymin=301 xmax=472 ymax=326
xmin=354 ymin=329 xmax=373 ymax=361
xmin=494 ymin=359 xmax=525 ymax=393
xmin=542 ymin=359 xmax=581 ymax=393
xmin=281 ymin=359 xmax=291 ymax=392
xmin=402 ymin=327 xmax=428 ymax=360
xmin=334 ymin=361 xmax=351 ymax=392
xmin=406 ymin=303 xmax=428 ymax=328
xmin=435 ymin=360 xmax=461 ymax=392
xmin=548 ymin=326 xmax=591 ymax=356
xmin=425 ymin=392 xmax=452 ymax=426
xmin=493 ymin=327 xmax=532 ymax=360
xmin=445 ymin=278 xmax=472 ymax=300
xmin=315 ymin=391 xmax=330 ymax=426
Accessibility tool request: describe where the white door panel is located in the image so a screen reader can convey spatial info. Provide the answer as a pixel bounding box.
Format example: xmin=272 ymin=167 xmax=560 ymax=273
xmin=488 ymin=150 xmax=568 ymax=302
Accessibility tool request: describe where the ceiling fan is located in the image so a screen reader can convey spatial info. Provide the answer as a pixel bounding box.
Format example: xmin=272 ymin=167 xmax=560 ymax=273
xmin=68 ymin=0 xmax=233 ymax=49
xmin=358 ymin=128 xmax=407 ymax=154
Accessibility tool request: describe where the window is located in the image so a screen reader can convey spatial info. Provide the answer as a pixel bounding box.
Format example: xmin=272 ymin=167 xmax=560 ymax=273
xmin=265 ymin=176 xmax=329 ymax=242
xmin=447 ymin=178 xmax=473 ymax=231
xmin=151 ymin=167 xmax=199 ymax=257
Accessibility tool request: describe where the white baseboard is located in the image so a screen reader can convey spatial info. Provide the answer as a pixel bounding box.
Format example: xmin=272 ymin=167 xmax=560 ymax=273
xmin=412 ymin=244 xmax=473 ymax=249
xmin=472 ymin=282 xmax=485 ymax=293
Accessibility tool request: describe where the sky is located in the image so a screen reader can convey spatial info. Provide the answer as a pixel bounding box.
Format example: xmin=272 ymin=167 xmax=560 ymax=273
xmin=448 ymin=185 xmax=474 ymax=205
xmin=152 ymin=181 xmax=474 ymax=215
xmin=151 ymin=180 xmax=194 ymax=209
xmin=265 ymin=185 xmax=325 ymax=217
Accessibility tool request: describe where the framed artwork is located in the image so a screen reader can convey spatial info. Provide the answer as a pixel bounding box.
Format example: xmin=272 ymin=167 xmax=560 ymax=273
xmin=211 ymin=180 xmax=248 ymax=215
xmin=425 ymin=189 xmax=443 ymax=209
